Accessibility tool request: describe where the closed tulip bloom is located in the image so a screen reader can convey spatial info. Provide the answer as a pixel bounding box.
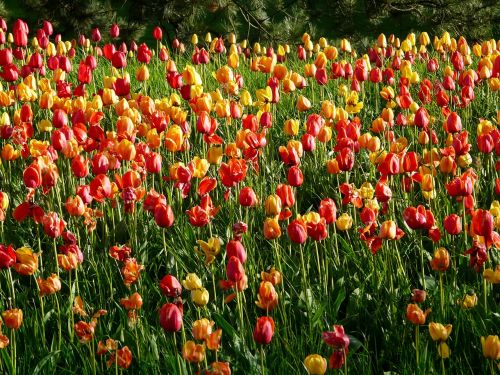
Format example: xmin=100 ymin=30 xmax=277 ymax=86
xmin=304 ymin=354 xmax=327 ymax=374
xmin=430 ymin=248 xmax=450 ymax=272
xmin=160 ymin=275 xmax=182 ymax=297
xmin=112 ymin=51 xmax=127 ymax=69
xmin=239 ymin=187 xmax=258 ymax=207
xmin=379 ymin=220 xmax=397 ymax=239
xmin=481 ymin=335 xmax=500 ymax=360
xmin=159 ymin=303 xmax=183 ymax=332
xmin=287 ymin=166 xmax=304 ymax=187
xmin=153 ymin=27 xmax=162 ymax=41
xmin=253 ymin=316 xmax=275 ymax=345
xmin=226 ymin=239 xmax=246 ymax=264
xmin=255 ymin=281 xmax=278 ymax=311
xmin=227 ymin=256 xmax=245 ymax=282
xmin=443 ymin=214 xmax=462 ymax=235
xmin=264 ymin=194 xmax=282 ymax=217
xmin=263 ymin=218 xmax=281 ymax=240
xmin=438 ymin=342 xmax=450 ymax=359
xmin=336 ymin=213 xmax=353 ymax=231
xmin=471 ymin=209 xmax=493 ymax=238
xmin=0 ymin=244 xmax=16 ymax=268
xmin=110 ymin=23 xmax=120 ymax=38
xmin=287 ymin=219 xmax=308 ymax=244
xmin=154 ymin=204 xmax=174 ymax=228
xmin=192 ymin=287 xmax=209 ymax=306
xmin=2 ymin=308 xmax=23 ymax=330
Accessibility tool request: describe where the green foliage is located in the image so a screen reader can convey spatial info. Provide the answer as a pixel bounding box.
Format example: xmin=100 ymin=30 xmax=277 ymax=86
xmin=0 ymin=0 xmax=497 ymax=44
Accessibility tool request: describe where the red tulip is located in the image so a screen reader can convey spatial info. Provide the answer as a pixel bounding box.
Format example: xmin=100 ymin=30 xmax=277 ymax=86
xmin=443 ymin=214 xmax=462 ymax=235
xmin=89 ymin=174 xmax=112 ymax=202
xmin=315 ymin=67 xmax=328 ymax=85
xmin=471 ymin=209 xmax=493 ymax=238
xmin=13 ymin=19 xmax=28 ymax=47
xmin=226 ymin=240 xmax=247 ymax=264
xmin=0 ymin=244 xmax=16 ymax=268
xmin=91 ymin=27 xmax=101 ymax=43
xmin=145 ymin=152 xmax=162 ymax=174
xmin=227 ymin=256 xmax=245 ymax=282
xmin=23 ymin=163 xmax=42 ymax=189
xmin=110 ymin=23 xmax=120 ymax=38
xmin=238 ymin=187 xmax=258 ymax=207
xmin=319 ymin=198 xmax=337 ymax=224
xmin=336 ymin=147 xmax=355 ymax=171
xmin=159 ymin=275 xmax=182 ymax=297
xmin=42 ymin=212 xmax=66 ymax=238
xmin=445 ymin=112 xmax=462 ymax=133
xmin=287 ymin=219 xmax=308 ymax=244
xmin=253 ymin=316 xmax=275 ymax=345
xmin=153 ymin=26 xmax=163 ymax=41
xmin=159 ymin=303 xmax=183 ymax=332
xmin=414 ymin=107 xmax=430 ymax=129
xmin=137 ymin=43 xmax=152 ymax=64
xmin=154 ymin=204 xmax=174 ymax=228
xmin=276 ymin=184 xmax=295 ymax=208
xmin=112 ymin=51 xmax=127 ymax=69
xmin=287 ymin=166 xmax=303 ymax=187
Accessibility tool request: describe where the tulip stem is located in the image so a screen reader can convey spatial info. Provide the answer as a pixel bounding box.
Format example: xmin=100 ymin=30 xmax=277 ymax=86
xmin=172 ymin=333 xmax=182 ymax=374
xmin=441 ymin=355 xmax=445 ymax=375
xmin=53 ymin=238 xmax=60 ymax=277
xmin=260 ymin=346 xmax=266 ymax=375
xmin=11 ymin=329 xmax=16 ymax=375
xmin=439 ymin=272 xmax=445 ymax=317
xmin=415 ymin=325 xmax=420 ymax=369
xmin=483 ymin=274 xmax=487 ymax=314
xmin=7 ymin=267 xmax=15 ymax=305
xmin=420 ymin=237 xmax=426 ymax=290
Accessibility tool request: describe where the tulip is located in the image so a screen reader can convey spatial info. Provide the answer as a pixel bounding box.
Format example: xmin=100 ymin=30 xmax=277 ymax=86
xmin=110 ymin=23 xmax=120 ymax=39
xmin=192 ymin=287 xmax=209 ymax=306
xmin=154 ymin=204 xmax=174 ymax=228
xmin=183 ymin=341 xmax=205 ymax=363
xmin=192 ymin=318 xmax=214 ymax=341
xmin=263 ymin=218 xmax=281 ymax=240
xmin=227 ymin=256 xmax=245 ymax=282
xmin=406 ymin=303 xmax=430 ymax=325
xmin=253 ymin=316 xmax=275 ymax=345
xmin=304 ymin=354 xmax=327 ymax=374
xmin=481 ymin=335 xmax=500 ymax=360
xmin=0 ymin=244 xmax=16 ymax=268
xmin=255 ymin=281 xmax=278 ymax=311
xmin=429 ymin=323 xmax=452 ymax=342
xmin=2 ymin=308 xmax=23 ymax=329
xmin=430 ymin=248 xmax=450 ymax=272
xmin=37 ymin=273 xmax=62 ymax=296
xmin=336 ymin=213 xmax=353 ymax=231
xmin=443 ymin=214 xmax=462 ymax=235
xmin=182 ymin=273 xmax=203 ymax=290
xmin=159 ymin=303 xmax=183 ymax=332
xmin=160 ymin=275 xmax=182 ymax=297
xmin=239 ymin=187 xmax=258 ymax=207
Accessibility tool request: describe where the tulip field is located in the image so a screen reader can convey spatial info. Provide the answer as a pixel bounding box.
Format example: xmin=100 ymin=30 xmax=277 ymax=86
xmin=0 ymin=18 xmax=499 ymax=374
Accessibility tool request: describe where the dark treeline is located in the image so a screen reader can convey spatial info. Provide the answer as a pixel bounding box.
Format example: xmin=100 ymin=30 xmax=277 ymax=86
xmin=1 ymin=0 xmax=499 ymax=45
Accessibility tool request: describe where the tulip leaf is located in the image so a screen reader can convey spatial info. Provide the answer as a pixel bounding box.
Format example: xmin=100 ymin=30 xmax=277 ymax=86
xmin=32 ymin=350 xmax=60 ymax=375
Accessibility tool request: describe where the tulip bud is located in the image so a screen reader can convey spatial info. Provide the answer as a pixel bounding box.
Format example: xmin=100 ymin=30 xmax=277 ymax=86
xmin=253 ymin=316 xmax=275 ymax=345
